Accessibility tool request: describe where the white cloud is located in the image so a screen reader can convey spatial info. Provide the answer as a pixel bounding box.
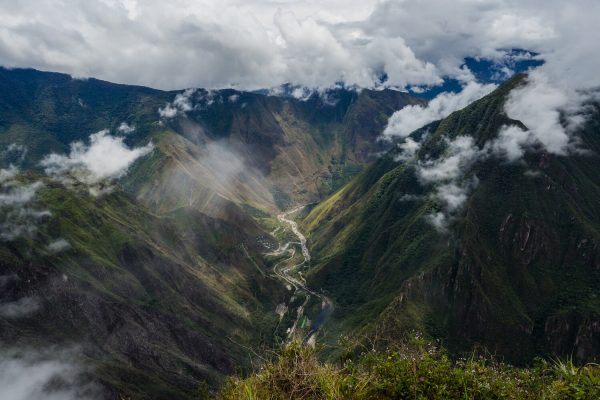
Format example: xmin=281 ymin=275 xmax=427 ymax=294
xmin=40 ymin=130 xmax=153 ymax=193
xmin=505 ymin=74 xmax=570 ymax=153
xmin=502 ymin=72 xmax=580 ymax=155
xmin=435 ymin=182 xmax=470 ymax=212
xmin=0 ymin=182 xmax=41 ymax=207
xmin=172 ymin=88 xmax=196 ymax=111
xmin=0 ymin=165 xmax=50 ymax=241
xmin=0 ymin=207 xmax=51 ymax=241
xmin=116 ymin=122 xmax=135 ymax=134
xmin=426 ymin=212 xmax=448 ymax=233
xmin=0 ymin=166 xmax=19 ymax=183
xmin=0 ymin=296 xmax=40 ymax=318
xmin=0 ymin=1 xmax=597 ymax=207
xmin=0 ymin=0 xmax=592 ymax=93
xmin=201 ymin=141 xmax=247 ymax=187
xmin=416 ymin=136 xmax=484 ymax=231
xmin=158 ymin=88 xmax=200 ymax=119
xmin=384 ymin=81 xmax=497 ymax=138
xmin=0 ymin=347 xmax=100 ymax=400
xmin=489 ymin=125 xmax=531 ymax=162
xmin=46 ymin=238 xmax=71 ymax=253
xmin=158 ymin=103 xmax=178 ymax=119
xmin=376 ymin=0 xmax=599 ymax=157
xmin=404 ymin=75 xmax=594 ymax=232
xmin=395 ymin=137 xmax=422 ymax=161
xmin=398 ymin=193 xmax=421 ymax=202
xmin=411 ymin=82 xmax=590 ymax=232
xmin=418 ymin=136 xmax=482 ymax=183
xmin=292 ymin=87 xmax=314 ymax=101
xmin=485 ymin=70 xmax=592 ymax=163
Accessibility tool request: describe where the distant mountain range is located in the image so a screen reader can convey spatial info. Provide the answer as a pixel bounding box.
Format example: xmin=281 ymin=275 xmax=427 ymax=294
xmin=0 ymin=67 xmax=598 ymax=399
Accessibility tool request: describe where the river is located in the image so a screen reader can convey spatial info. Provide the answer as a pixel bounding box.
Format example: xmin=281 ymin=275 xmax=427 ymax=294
xmin=272 ymin=205 xmax=333 ymax=344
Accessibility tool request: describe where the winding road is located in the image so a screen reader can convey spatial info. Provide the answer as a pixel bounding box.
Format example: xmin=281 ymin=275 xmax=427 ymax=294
xmin=271 ymin=205 xmax=333 ymax=344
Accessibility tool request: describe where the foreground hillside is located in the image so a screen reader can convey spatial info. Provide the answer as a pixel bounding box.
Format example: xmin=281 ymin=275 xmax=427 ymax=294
xmin=303 ymin=74 xmax=600 ymax=364
xmin=220 ymin=339 xmax=600 ymax=400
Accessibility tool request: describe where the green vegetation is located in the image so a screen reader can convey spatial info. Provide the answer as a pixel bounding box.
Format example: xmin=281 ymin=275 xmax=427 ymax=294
xmin=271 ymin=187 xmax=294 ymax=210
xmin=220 ymin=337 xmax=600 ymax=400
xmin=0 ymin=67 xmax=170 ymax=169
xmin=0 ymin=68 xmax=426 ymax=397
xmin=0 ymin=175 xmax=284 ymax=399
xmin=3 ymin=68 xmax=600 ymax=399
xmin=302 ymin=75 xmax=600 ymax=364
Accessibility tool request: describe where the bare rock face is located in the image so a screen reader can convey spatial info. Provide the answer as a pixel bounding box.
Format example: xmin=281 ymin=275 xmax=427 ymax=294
xmin=545 ymin=314 xmax=600 ymax=363
xmin=0 ymin=250 xmax=236 ymax=399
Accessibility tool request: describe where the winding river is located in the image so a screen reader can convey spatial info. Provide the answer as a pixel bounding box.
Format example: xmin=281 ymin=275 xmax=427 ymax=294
xmin=272 ymin=205 xmax=333 ymax=344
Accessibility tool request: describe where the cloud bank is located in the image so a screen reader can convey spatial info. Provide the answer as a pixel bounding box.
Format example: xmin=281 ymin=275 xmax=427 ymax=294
xmin=0 ymin=0 xmax=596 ymax=94
xmin=414 ymin=136 xmax=484 ymax=231
xmin=159 ymin=88 xmax=197 ymax=119
xmin=405 ymin=84 xmax=590 ymax=232
xmin=495 ymin=71 xmax=588 ymax=159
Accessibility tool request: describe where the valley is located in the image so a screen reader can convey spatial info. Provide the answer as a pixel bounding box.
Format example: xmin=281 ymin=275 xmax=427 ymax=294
xmin=2 ymin=1 xmax=600 ymax=398
xmin=0 ymin=68 xmax=599 ymax=399
xmin=270 ymin=206 xmax=334 ymax=344
xmin=0 ymin=67 xmax=416 ymax=398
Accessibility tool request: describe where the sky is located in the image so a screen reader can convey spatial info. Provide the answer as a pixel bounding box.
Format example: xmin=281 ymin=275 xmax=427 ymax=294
xmin=1 ymin=0 xmax=599 ymax=393
xmin=0 ymin=0 xmax=597 ymax=92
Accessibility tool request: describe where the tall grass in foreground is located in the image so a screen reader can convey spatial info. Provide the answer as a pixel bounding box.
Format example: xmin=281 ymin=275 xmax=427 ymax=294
xmin=218 ymin=338 xmax=600 ymax=399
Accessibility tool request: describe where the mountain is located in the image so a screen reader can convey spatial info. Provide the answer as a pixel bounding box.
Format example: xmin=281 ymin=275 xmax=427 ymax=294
xmin=5 ymin=66 xmax=599 ymax=398
xmin=0 ymin=67 xmax=423 ymax=206
xmin=0 ymin=67 xmax=423 ymax=398
xmin=303 ymin=74 xmax=600 ymax=364
xmin=0 ymin=175 xmax=284 ymax=399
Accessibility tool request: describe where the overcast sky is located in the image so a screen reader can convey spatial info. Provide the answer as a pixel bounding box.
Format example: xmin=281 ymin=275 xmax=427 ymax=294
xmin=0 ymin=0 xmax=597 ymax=91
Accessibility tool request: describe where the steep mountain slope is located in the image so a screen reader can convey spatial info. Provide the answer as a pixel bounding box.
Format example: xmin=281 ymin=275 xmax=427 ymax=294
xmin=130 ymin=86 xmax=423 ymax=209
xmin=0 ymin=67 xmax=423 ymax=208
xmin=303 ymin=75 xmax=600 ymax=363
xmin=0 ymin=68 xmax=424 ymax=398
xmin=0 ymin=68 xmax=170 ymax=164
xmin=0 ymin=176 xmax=284 ymax=399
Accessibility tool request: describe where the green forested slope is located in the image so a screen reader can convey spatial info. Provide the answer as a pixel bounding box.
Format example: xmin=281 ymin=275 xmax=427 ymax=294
xmin=303 ymin=75 xmax=600 ymax=363
xmin=0 ymin=67 xmax=423 ymax=397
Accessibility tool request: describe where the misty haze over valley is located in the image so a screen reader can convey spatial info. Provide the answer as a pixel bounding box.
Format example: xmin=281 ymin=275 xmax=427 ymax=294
xmin=0 ymin=1 xmax=599 ymax=399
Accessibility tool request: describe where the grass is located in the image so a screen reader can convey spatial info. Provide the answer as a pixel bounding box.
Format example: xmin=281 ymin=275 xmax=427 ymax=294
xmin=219 ymin=336 xmax=600 ymax=400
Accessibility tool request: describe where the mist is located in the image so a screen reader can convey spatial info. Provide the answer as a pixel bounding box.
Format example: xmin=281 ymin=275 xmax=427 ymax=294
xmin=0 ymin=164 xmax=50 ymax=241
xmin=0 ymin=347 xmax=100 ymax=400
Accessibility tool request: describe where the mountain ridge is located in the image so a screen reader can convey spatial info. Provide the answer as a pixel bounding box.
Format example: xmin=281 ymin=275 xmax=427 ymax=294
xmin=0 ymin=67 xmax=423 ymax=398
xmin=302 ymin=74 xmax=600 ymax=364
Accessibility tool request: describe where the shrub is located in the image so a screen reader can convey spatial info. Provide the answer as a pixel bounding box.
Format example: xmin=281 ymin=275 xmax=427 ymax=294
xmin=219 ymin=338 xmax=600 ymax=400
